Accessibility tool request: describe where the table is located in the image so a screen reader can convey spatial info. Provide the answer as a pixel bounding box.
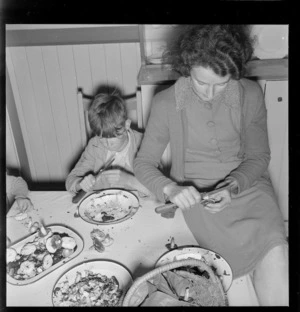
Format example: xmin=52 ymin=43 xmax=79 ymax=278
xmin=6 ymin=191 xmax=259 ymax=306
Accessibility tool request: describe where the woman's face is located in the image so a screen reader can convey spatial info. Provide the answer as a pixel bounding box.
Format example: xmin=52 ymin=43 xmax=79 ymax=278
xmin=190 ymin=66 xmax=231 ymax=102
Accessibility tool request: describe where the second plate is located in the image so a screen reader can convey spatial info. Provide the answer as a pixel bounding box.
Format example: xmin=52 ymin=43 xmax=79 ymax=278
xmin=78 ymin=189 xmax=140 ymax=225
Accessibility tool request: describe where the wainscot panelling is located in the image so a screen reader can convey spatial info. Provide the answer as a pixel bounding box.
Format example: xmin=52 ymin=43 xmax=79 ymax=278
xmin=6 ymin=108 xmax=20 ymax=171
xmin=6 ymin=66 xmax=31 ymax=181
xmin=6 ymin=42 xmax=141 ymax=183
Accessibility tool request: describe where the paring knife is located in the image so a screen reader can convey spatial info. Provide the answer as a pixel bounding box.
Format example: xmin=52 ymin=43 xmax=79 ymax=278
xmin=72 ymin=156 xmax=115 ymax=204
xmin=155 ymin=185 xmax=232 ymax=215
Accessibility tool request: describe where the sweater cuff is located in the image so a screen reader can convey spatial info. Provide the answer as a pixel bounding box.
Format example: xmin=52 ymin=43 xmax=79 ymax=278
xmin=156 ymin=180 xmax=177 ymax=203
xmin=68 ymin=178 xmax=82 ymax=194
xmin=229 ymin=172 xmax=248 ymax=194
xmin=15 ymin=195 xmax=29 ymax=200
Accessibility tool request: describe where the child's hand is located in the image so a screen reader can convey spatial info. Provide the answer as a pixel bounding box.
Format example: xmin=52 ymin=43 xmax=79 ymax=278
xmin=101 ymin=169 xmax=133 ymax=187
xmin=15 ymin=197 xmax=33 ymax=212
xmin=79 ymin=174 xmax=96 ymax=192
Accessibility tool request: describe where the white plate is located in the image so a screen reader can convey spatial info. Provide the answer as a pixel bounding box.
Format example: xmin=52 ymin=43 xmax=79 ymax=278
xmin=7 ymin=225 xmax=84 ymax=286
xmin=52 ymin=260 xmax=133 ymax=306
xmin=78 ymin=189 xmax=140 ymax=225
xmin=251 ymin=25 xmax=288 ymax=59
xmin=155 ymin=246 xmax=233 ymax=292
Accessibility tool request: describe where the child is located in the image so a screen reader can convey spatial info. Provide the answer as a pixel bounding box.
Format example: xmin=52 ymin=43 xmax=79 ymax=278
xmin=66 ymin=92 xmax=152 ymax=197
xmin=6 ymin=172 xmax=33 ymax=213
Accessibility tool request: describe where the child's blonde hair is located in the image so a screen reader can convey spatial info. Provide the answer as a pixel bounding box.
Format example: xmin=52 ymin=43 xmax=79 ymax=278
xmin=88 ymin=93 xmax=127 ymax=137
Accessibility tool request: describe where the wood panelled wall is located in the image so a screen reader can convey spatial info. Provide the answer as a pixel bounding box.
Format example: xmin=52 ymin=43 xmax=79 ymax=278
xmin=6 ymin=43 xmax=141 ymax=182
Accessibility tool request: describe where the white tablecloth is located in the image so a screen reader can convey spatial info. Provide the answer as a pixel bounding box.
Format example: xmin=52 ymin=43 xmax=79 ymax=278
xmin=6 ymin=191 xmax=259 ymax=306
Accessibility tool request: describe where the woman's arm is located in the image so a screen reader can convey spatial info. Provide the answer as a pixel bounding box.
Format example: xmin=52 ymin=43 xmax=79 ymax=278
xmin=229 ymin=81 xmax=271 ymax=193
xmin=65 ymin=139 xmax=105 ymax=193
xmin=134 ymin=94 xmax=175 ymax=202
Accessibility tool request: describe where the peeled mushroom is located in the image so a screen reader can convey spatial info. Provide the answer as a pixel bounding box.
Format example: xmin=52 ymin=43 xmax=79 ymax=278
xmin=102 ymin=234 xmax=114 ymax=247
xmin=61 ymin=236 xmax=76 ymax=249
xmin=46 ymin=235 xmax=63 ymax=253
xmin=20 ymin=243 xmax=37 ymax=256
xmin=7 ymin=248 xmax=17 ymax=263
xmin=62 ymin=248 xmax=74 ymax=257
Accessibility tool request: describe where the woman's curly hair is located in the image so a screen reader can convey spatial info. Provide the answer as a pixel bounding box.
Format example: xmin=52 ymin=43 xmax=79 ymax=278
xmin=162 ymin=24 xmax=254 ymax=80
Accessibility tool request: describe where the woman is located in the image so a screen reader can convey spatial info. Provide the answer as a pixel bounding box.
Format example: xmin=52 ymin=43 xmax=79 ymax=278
xmin=134 ymin=25 xmax=288 ymax=306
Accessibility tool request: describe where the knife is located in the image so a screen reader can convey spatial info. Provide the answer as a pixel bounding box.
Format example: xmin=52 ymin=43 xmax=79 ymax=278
xmin=72 ymin=156 xmax=115 ymax=204
xmin=155 ymin=185 xmax=232 ymax=215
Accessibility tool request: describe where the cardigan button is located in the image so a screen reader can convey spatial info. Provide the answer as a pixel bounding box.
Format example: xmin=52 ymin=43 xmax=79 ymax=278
xmin=210 ymin=138 xmax=218 ymax=145
xmin=204 ymin=102 xmax=212 ymax=110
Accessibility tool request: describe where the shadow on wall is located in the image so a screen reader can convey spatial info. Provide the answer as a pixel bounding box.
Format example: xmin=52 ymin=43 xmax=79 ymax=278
xmin=6 ymin=167 xmax=21 ymax=178
xmin=79 ymin=83 xmax=139 ymax=131
xmin=6 ymin=166 xmax=66 ymax=191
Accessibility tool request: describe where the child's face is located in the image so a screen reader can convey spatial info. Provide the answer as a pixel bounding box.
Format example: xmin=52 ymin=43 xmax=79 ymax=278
xmin=99 ymin=119 xmax=130 ymax=152
xmin=99 ymin=130 xmax=128 ymax=152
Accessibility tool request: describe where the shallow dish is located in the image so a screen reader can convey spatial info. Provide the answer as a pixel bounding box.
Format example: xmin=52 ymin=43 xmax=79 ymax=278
xmin=78 ymin=189 xmax=140 ymax=225
xmin=6 ymin=225 xmax=84 ymax=286
xmin=155 ymin=245 xmax=233 ymax=292
xmin=251 ymin=25 xmax=288 ymax=59
xmin=52 ymin=260 xmax=133 ymax=306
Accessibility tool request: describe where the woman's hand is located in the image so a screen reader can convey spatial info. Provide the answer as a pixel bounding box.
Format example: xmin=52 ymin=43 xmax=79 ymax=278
xmin=202 ymin=189 xmax=231 ymax=213
xmin=79 ymin=174 xmax=96 ymax=192
xmin=163 ymin=183 xmax=201 ymax=211
xmin=202 ymin=176 xmax=238 ymax=213
xmin=15 ymin=197 xmax=33 ymax=212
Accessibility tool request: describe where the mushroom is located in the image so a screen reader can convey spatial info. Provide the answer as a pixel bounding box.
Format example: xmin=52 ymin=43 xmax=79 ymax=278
xmin=62 ymin=248 xmax=74 ymax=258
xmin=29 ymin=222 xmax=40 ymax=233
xmin=61 ymin=236 xmax=76 ymax=249
xmin=20 ymin=243 xmax=37 ymax=256
xmin=6 ymin=248 xmax=17 ymax=263
xmin=14 ymin=212 xmax=28 ymax=221
xmin=42 ymin=253 xmax=53 ymax=270
xmin=90 ymin=228 xmax=105 ymax=241
xmin=18 ymin=260 xmax=36 ymax=277
xmin=102 ymin=234 xmax=114 ymax=247
xmin=46 ymin=234 xmax=63 ymax=253
xmin=38 ymin=229 xmax=53 ymax=244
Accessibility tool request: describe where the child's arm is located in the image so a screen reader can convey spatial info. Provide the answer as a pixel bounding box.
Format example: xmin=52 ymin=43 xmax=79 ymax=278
xmin=66 ymin=139 xmax=106 ymax=194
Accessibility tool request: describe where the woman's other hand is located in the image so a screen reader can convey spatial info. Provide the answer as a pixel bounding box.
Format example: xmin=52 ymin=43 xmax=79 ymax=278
xmin=15 ymin=197 xmax=33 ymax=212
xmin=202 ymin=189 xmax=231 ymax=213
xmin=202 ymin=176 xmax=238 ymax=213
xmin=163 ymin=183 xmax=201 ymax=211
xmin=79 ymin=174 xmax=96 ymax=192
